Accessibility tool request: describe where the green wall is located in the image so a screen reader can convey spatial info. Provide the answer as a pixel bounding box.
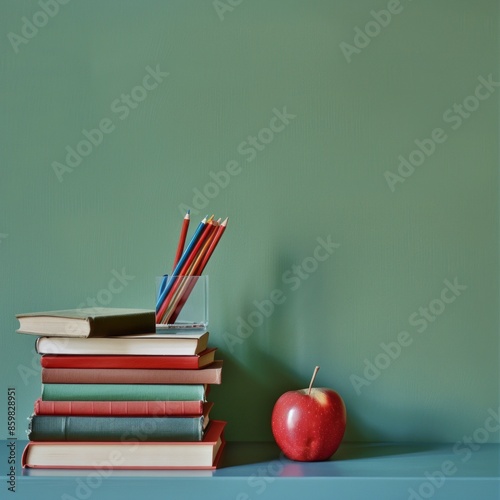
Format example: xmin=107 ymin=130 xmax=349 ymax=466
xmin=1 ymin=0 xmax=498 ymax=443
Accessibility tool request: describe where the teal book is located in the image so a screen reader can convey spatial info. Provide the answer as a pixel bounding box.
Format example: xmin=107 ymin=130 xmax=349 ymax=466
xmin=28 ymin=415 xmax=204 ymax=442
xmin=41 ymin=383 xmax=206 ymax=402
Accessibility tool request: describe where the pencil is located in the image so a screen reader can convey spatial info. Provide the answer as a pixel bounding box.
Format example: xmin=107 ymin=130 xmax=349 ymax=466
xmin=155 ymin=215 xmax=208 ymax=316
xmin=168 ymin=218 xmax=228 ymax=323
xmin=196 ymin=217 xmax=228 ymax=274
xmin=156 ymin=216 xmax=214 ymax=323
xmin=176 ymin=216 xmax=215 ymax=277
xmin=173 ymin=210 xmax=190 ymax=270
xmin=159 ymin=220 xmax=217 ymax=323
xmin=162 ymin=221 xmax=220 ymax=323
xmin=156 ymin=211 xmax=191 ymax=302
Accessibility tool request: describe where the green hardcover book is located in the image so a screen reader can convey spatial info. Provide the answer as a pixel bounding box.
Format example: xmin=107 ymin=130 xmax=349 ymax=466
xmin=41 ymin=383 xmax=206 ymax=402
xmin=28 ymin=415 xmax=204 ymax=442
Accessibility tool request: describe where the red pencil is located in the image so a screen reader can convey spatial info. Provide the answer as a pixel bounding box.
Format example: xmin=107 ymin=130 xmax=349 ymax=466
xmin=172 ymin=210 xmax=190 ymax=270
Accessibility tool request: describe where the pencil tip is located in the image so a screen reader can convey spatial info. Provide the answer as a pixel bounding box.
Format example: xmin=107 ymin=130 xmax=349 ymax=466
xmin=221 ymin=217 xmax=228 ymax=226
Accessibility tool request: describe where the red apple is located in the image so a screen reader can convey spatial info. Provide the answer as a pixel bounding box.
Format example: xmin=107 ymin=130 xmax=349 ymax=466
xmin=271 ymin=366 xmax=346 ymax=461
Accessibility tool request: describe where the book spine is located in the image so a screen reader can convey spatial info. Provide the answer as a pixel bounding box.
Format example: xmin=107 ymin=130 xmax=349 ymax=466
xmin=28 ymin=415 xmax=203 ymax=441
xmin=33 ymin=398 xmax=204 ymax=416
xmin=89 ymin=311 xmax=155 ymax=337
xmin=41 ymin=364 xmax=222 ymax=385
xmin=41 ymin=383 xmax=206 ymax=402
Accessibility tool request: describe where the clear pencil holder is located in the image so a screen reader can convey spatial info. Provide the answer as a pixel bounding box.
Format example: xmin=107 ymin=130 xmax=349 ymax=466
xmin=155 ymin=275 xmax=208 ymax=331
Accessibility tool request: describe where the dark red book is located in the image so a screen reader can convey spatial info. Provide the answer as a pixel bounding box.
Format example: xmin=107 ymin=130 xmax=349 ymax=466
xmin=33 ymin=398 xmax=206 ymax=416
xmin=41 ymin=361 xmax=223 ymax=385
xmin=40 ymin=348 xmax=216 ymax=369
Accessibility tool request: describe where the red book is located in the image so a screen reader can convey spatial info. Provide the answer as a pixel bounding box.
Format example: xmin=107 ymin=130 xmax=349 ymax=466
xmin=41 ymin=360 xmax=223 ymax=385
xmin=22 ymin=420 xmax=226 ymax=470
xmin=33 ymin=398 xmax=205 ymax=416
xmin=40 ymin=348 xmax=217 ymax=369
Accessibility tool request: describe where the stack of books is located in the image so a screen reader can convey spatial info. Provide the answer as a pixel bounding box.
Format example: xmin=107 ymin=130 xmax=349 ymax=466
xmin=16 ymin=307 xmax=226 ymax=470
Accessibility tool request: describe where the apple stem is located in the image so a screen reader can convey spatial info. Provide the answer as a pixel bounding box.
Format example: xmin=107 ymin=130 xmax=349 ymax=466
xmin=308 ymin=366 xmax=320 ymax=395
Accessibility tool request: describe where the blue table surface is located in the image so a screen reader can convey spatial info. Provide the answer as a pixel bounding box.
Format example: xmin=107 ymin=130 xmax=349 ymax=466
xmin=2 ymin=440 xmax=499 ymax=500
